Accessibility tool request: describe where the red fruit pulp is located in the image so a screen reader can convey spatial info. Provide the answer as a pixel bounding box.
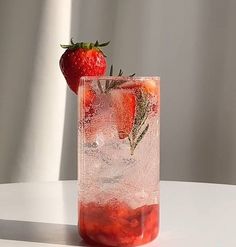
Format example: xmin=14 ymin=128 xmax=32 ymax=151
xmin=78 ymin=200 xmax=159 ymax=246
xmin=111 ymin=90 xmax=136 ymax=139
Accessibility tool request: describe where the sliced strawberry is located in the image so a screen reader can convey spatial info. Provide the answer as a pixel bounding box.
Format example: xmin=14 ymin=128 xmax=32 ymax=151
xmin=121 ymin=79 xmax=160 ymax=115
xmin=122 ymin=79 xmax=159 ymax=96
xmin=79 ymin=87 xmax=116 ymax=142
xmin=78 ymin=84 xmax=99 ymax=141
xmin=143 ymin=80 xmax=160 ymax=116
xmin=111 ymin=90 xmax=135 ymax=139
xmin=78 ymin=84 xmax=96 ymax=119
xmin=142 ymin=79 xmax=159 ymax=96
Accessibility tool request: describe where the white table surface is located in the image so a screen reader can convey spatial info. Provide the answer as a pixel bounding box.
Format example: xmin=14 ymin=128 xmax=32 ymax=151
xmin=0 ymin=181 xmax=235 ymax=247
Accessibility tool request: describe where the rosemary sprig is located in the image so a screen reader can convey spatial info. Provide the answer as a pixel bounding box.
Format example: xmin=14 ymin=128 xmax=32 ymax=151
xmin=105 ymin=79 xmax=127 ymax=92
xmin=132 ymin=124 xmax=149 ymax=151
xmin=118 ymin=69 xmax=123 ymax=76
xmin=97 ymin=80 xmax=104 ymax=93
xmin=105 ymin=64 xmax=113 ymax=90
xmin=98 ymin=65 xmax=136 ymax=93
xmin=128 ymin=90 xmax=150 ymax=155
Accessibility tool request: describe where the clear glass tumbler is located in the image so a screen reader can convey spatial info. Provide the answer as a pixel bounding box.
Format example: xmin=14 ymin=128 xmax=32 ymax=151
xmin=77 ymin=76 xmax=160 ymax=247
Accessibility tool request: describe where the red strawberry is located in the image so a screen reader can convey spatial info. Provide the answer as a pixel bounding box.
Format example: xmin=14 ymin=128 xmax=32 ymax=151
xmin=79 ymin=86 xmax=114 ymax=142
xmin=78 ymin=83 xmax=97 ymax=118
xmin=142 ymin=79 xmax=160 ymax=96
xmin=122 ymin=79 xmax=160 ymax=115
xmin=111 ymin=90 xmax=135 ymax=139
xmin=59 ymin=39 xmax=109 ymax=94
xmin=78 ymin=84 xmax=98 ymax=141
xmin=122 ymin=79 xmax=159 ymax=96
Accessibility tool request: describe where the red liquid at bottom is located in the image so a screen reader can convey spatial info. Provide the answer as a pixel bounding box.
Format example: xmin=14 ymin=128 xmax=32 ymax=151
xmin=78 ymin=200 xmax=159 ymax=247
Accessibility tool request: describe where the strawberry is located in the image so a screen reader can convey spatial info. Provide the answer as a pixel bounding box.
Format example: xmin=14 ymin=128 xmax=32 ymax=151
xmin=78 ymin=83 xmax=96 ymax=118
xmin=121 ymin=79 xmax=159 ymax=97
xmin=142 ymin=79 xmax=159 ymax=96
xmin=111 ymin=90 xmax=135 ymax=139
xmin=121 ymin=79 xmax=160 ymax=115
xmin=78 ymin=84 xmax=99 ymax=141
xmin=79 ymin=86 xmax=115 ymax=142
xmin=59 ymin=39 xmax=109 ymax=94
xmin=141 ymin=79 xmax=160 ymax=115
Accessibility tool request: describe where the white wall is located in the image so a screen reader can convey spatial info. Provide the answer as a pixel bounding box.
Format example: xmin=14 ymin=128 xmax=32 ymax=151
xmin=0 ymin=0 xmax=236 ymax=184
xmin=0 ymin=0 xmax=71 ymax=182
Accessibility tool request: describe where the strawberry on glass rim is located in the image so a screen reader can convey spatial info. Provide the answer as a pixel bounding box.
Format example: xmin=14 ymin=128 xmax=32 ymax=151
xmin=59 ymin=38 xmax=109 ymax=94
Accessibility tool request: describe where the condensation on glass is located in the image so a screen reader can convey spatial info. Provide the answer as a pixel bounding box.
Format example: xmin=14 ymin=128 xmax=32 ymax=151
xmin=77 ymin=76 xmax=160 ymax=247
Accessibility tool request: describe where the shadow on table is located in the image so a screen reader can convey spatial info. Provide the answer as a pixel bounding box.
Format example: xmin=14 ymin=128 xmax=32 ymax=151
xmin=0 ymin=219 xmax=90 ymax=246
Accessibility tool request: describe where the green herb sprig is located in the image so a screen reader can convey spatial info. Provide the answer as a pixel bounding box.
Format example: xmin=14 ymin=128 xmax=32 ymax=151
xmin=128 ymin=90 xmax=150 ymax=155
xmin=97 ymin=65 xmax=135 ymax=94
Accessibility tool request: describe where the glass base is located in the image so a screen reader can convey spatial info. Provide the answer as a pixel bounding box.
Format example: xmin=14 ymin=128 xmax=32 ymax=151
xmin=78 ymin=200 xmax=159 ymax=247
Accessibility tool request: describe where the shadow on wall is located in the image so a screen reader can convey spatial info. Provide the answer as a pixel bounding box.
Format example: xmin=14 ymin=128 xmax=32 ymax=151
xmin=59 ymin=88 xmax=77 ymax=180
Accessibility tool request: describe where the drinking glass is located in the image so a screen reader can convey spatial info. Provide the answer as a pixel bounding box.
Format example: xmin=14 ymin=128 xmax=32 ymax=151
xmin=78 ymin=76 xmax=160 ymax=246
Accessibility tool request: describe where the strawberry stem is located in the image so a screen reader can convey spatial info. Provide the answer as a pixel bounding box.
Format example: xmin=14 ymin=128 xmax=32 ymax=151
xmin=60 ymin=39 xmax=110 ymax=51
xmin=71 ymin=38 xmax=75 ymax=45
xmin=103 ymin=65 xmax=136 ymax=94
xmin=99 ymin=41 xmax=110 ymax=47
xmin=118 ymin=69 xmax=123 ymax=76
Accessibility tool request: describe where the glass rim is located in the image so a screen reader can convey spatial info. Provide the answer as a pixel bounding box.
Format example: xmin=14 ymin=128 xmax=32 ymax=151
xmin=80 ymin=76 xmax=160 ymax=81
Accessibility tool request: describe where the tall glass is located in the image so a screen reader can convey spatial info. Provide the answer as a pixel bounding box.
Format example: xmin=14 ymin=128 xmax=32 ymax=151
xmin=77 ymin=76 xmax=160 ymax=246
